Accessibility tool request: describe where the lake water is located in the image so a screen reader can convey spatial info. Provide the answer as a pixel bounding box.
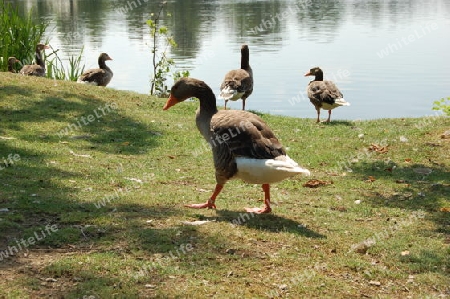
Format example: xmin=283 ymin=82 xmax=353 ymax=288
xmin=9 ymin=0 xmax=450 ymax=120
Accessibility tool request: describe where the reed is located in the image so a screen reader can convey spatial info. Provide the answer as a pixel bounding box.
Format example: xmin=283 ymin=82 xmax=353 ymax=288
xmin=0 ymin=1 xmax=47 ymax=72
xmin=67 ymin=47 xmax=85 ymax=81
xmin=45 ymin=45 xmax=85 ymax=81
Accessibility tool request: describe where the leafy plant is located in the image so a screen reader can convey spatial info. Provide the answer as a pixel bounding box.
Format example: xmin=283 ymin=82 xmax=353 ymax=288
xmin=0 ymin=1 xmax=47 ymax=72
xmin=432 ymin=97 xmax=450 ymax=116
xmin=45 ymin=45 xmax=85 ymax=81
xmin=147 ymin=1 xmax=177 ymax=97
xmin=173 ymin=70 xmax=190 ymax=82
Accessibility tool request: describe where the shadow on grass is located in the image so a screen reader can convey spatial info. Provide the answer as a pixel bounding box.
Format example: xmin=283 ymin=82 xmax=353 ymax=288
xmin=1 ymin=86 xmax=160 ymax=154
xmin=190 ymin=209 xmax=325 ymax=238
xmin=322 ymin=119 xmax=354 ymax=126
xmin=350 ymin=161 xmax=449 ymax=212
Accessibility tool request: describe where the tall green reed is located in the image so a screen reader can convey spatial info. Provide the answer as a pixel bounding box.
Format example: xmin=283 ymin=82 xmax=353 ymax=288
xmin=45 ymin=45 xmax=85 ymax=81
xmin=0 ymin=1 xmax=47 ymax=72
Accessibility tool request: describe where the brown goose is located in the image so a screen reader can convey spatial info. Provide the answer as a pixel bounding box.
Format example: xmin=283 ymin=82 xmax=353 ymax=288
xmin=304 ymin=67 xmax=350 ymax=123
xmin=77 ymin=53 xmax=113 ymax=86
xmin=20 ymin=44 xmax=50 ymax=76
xmin=163 ymin=77 xmax=310 ymax=214
xmin=219 ymin=44 xmax=253 ymax=110
xmin=7 ymin=57 xmax=20 ymax=73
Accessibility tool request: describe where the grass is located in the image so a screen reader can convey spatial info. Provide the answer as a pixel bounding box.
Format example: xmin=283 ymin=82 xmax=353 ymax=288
xmin=0 ymin=72 xmax=449 ymax=298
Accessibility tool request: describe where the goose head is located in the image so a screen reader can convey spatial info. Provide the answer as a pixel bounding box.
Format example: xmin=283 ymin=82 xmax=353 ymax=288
xmin=304 ymin=67 xmax=323 ymax=77
xmin=7 ymin=57 xmax=20 ymax=72
xmin=163 ymin=78 xmax=210 ymax=110
xmin=304 ymin=67 xmax=324 ymax=81
xmin=36 ymin=44 xmax=50 ymax=52
xmin=8 ymin=57 xmax=20 ymax=64
xmin=99 ymin=53 xmax=113 ymax=62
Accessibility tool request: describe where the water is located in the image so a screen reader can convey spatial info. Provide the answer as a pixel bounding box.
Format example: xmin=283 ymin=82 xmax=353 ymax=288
xmin=8 ymin=0 xmax=450 ymax=120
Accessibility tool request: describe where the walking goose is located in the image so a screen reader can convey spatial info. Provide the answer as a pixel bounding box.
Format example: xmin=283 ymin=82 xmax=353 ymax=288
xmin=304 ymin=67 xmax=350 ymax=123
xmin=163 ymin=77 xmax=310 ymax=214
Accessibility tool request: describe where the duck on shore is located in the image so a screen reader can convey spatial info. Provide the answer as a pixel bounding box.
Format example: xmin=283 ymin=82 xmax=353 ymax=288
xmin=7 ymin=57 xmax=20 ymax=73
xmin=77 ymin=53 xmax=113 ymax=86
xmin=219 ymin=45 xmax=253 ymax=110
xmin=304 ymin=67 xmax=350 ymax=123
xmin=163 ymin=77 xmax=310 ymax=214
xmin=20 ymin=44 xmax=50 ymax=76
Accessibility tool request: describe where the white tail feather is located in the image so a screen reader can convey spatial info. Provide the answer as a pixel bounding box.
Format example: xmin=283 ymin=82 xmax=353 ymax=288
xmin=335 ymin=98 xmax=350 ymax=106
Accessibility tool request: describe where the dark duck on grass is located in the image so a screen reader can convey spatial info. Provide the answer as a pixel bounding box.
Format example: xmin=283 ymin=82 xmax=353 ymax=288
xmin=7 ymin=57 xmax=20 ymax=73
xmin=77 ymin=53 xmax=113 ymax=86
xmin=304 ymin=67 xmax=350 ymax=123
xmin=20 ymin=44 xmax=50 ymax=77
xmin=219 ymin=44 xmax=253 ymax=110
xmin=163 ymin=77 xmax=310 ymax=214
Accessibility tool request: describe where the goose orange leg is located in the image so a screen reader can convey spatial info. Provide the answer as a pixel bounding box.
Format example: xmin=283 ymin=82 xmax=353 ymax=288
xmin=245 ymin=184 xmax=272 ymax=214
xmin=185 ymin=184 xmax=223 ymax=209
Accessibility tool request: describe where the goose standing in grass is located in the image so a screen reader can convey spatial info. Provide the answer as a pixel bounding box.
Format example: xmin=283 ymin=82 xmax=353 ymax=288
xmin=20 ymin=44 xmax=50 ymax=76
xmin=219 ymin=44 xmax=253 ymax=110
xmin=7 ymin=57 xmax=20 ymax=73
xmin=163 ymin=77 xmax=310 ymax=214
xmin=304 ymin=67 xmax=350 ymax=123
xmin=77 ymin=53 xmax=113 ymax=86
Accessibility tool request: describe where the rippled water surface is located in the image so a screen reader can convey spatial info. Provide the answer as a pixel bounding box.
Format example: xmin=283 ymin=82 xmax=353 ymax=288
xmin=10 ymin=0 xmax=450 ymax=120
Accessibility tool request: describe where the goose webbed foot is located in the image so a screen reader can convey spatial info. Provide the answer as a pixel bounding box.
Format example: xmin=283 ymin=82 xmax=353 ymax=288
xmin=244 ymin=206 xmax=272 ymax=214
xmin=185 ymin=200 xmax=216 ymax=209
xmin=185 ymin=184 xmax=222 ymax=210
xmin=244 ymin=184 xmax=272 ymax=214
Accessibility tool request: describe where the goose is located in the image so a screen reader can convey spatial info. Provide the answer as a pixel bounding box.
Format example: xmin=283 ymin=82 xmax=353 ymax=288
xmin=304 ymin=67 xmax=350 ymax=123
xmin=77 ymin=53 xmax=113 ymax=86
xmin=163 ymin=77 xmax=310 ymax=214
xmin=7 ymin=57 xmax=20 ymax=73
xmin=219 ymin=44 xmax=253 ymax=110
xmin=20 ymin=44 xmax=50 ymax=76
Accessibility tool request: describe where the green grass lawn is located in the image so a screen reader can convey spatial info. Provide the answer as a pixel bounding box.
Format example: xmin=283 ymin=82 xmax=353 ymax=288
xmin=0 ymin=72 xmax=449 ymax=298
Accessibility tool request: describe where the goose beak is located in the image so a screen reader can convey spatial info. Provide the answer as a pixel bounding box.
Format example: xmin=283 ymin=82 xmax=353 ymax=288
xmin=163 ymin=94 xmax=180 ymax=110
xmin=44 ymin=45 xmax=50 ymax=49
xmin=304 ymin=72 xmax=311 ymax=77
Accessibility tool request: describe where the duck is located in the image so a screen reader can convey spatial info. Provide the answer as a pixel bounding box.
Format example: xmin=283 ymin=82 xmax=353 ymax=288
xmin=163 ymin=77 xmax=310 ymax=214
xmin=219 ymin=44 xmax=253 ymax=110
xmin=304 ymin=67 xmax=350 ymax=123
xmin=77 ymin=53 xmax=113 ymax=86
xmin=7 ymin=57 xmax=20 ymax=73
xmin=20 ymin=44 xmax=50 ymax=76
